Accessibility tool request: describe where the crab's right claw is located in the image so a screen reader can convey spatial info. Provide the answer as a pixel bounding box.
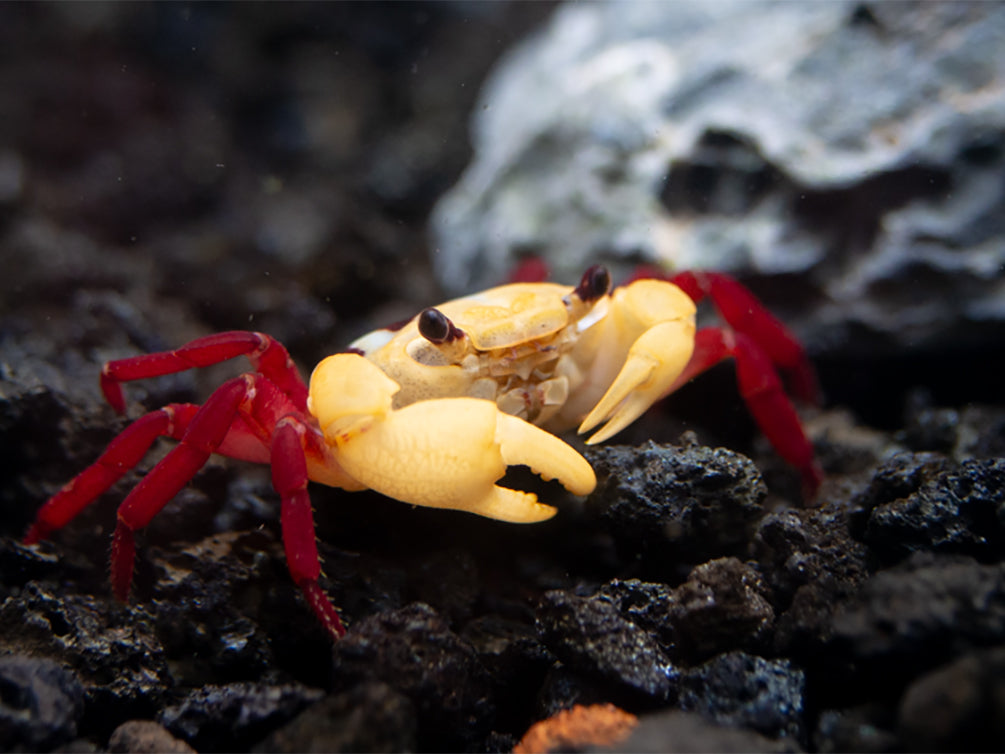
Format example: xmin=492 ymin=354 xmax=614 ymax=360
xmin=579 ymin=319 xmax=695 ymax=444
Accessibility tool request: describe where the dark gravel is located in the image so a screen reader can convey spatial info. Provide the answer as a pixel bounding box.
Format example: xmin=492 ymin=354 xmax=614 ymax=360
xmin=1 ymin=4 xmax=1003 ymax=753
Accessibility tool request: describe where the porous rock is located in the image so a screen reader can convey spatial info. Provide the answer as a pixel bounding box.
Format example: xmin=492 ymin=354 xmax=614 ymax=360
xmin=827 ymin=553 xmax=1005 ymax=693
xmin=535 ymin=588 xmax=675 ymax=702
xmin=586 ymin=442 xmax=767 ymax=571
xmin=862 ymin=456 xmax=1005 ymax=563
xmin=752 ymin=504 xmax=870 ymax=660
xmin=432 ymin=1 xmax=1005 ymax=361
xmin=677 ymin=651 xmax=807 ymax=743
xmin=329 ymin=602 xmax=495 ymax=750
xmin=0 ymin=583 xmax=171 ymax=736
xmin=0 ymin=654 xmax=84 ymax=751
xmin=600 ymin=558 xmax=774 ymax=663
xmin=897 ymin=646 xmax=1005 ymax=752
xmin=157 ymin=681 xmax=324 ymax=753
xmin=253 ymin=682 xmax=417 ymax=754
xmin=107 ymin=720 xmax=195 ymax=754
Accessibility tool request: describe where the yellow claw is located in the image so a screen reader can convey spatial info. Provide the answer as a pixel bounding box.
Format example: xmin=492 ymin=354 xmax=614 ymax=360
xmin=579 ymin=319 xmax=695 ymax=444
xmin=311 ymin=356 xmax=595 ymax=523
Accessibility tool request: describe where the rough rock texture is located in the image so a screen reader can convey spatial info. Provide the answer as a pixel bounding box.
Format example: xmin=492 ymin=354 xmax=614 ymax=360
xmin=431 ymin=1 xmax=1005 ymax=374
xmin=586 ymin=441 xmax=767 ymax=572
xmin=536 ymin=589 xmax=676 ymax=703
xmin=252 ymin=682 xmax=417 ymax=754
xmin=1 ymin=3 xmax=1004 ymax=753
xmin=107 ymin=720 xmax=195 ymax=754
xmin=0 ymin=655 xmax=84 ymax=752
xmin=157 ymin=682 xmax=324 ymax=753
xmin=329 ymin=603 xmax=496 ymax=750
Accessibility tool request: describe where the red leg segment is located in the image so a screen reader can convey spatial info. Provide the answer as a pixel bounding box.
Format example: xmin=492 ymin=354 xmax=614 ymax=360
xmin=667 ymin=271 xmax=820 ymax=406
xmin=271 ymin=417 xmax=346 ymax=638
xmin=110 ymin=376 xmax=252 ymax=600
xmin=674 ymin=327 xmax=823 ymax=499
xmin=28 ymin=360 xmax=346 ymax=640
xmin=24 ymin=404 xmax=199 ymax=545
xmin=101 ymin=331 xmax=308 ymax=414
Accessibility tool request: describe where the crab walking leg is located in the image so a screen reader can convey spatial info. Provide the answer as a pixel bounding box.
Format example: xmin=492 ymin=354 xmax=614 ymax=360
xmin=24 ymin=404 xmax=200 ymax=545
xmin=669 ymin=271 xmax=820 ymax=406
xmin=109 ymin=376 xmax=253 ymax=600
xmin=671 ymin=328 xmax=823 ymax=498
xmin=270 ymin=418 xmax=346 ymax=639
xmin=101 ymin=331 xmax=308 ymax=413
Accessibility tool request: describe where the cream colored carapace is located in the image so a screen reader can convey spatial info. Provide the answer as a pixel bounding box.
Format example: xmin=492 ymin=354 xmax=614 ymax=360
xmin=308 ymin=265 xmax=696 ymax=524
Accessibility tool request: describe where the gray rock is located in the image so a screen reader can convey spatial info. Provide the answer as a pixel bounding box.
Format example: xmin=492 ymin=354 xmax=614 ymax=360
xmin=0 ymin=655 xmax=84 ymax=751
xmin=586 ymin=441 xmax=767 ymax=570
xmin=108 ymin=720 xmax=195 ymax=754
xmin=253 ymin=682 xmax=417 ymax=754
xmin=615 ymin=709 xmax=800 ymax=753
xmin=330 ymin=602 xmax=495 ymax=750
xmin=828 ymin=553 xmax=1005 ymax=686
xmin=157 ymin=681 xmax=324 ymax=753
xmin=897 ymin=646 xmax=1005 ymax=752
xmin=431 ymin=0 xmax=1005 ymax=356
xmin=536 ymin=589 xmax=676 ymax=701
xmin=677 ymin=651 xmax=807 ymax=743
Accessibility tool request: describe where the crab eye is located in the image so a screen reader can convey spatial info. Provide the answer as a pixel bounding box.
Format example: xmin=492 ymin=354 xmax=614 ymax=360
xmin=418 ymin=307 xmax=462 ymax=344
xmin=576 ymin=264 xmax=612 ymax=302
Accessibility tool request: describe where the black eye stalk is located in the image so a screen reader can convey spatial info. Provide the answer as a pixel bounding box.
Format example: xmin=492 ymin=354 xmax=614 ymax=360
xmin=418 ymin=307 xmax=464 ymax=344
xmin=574 ymin=264 xmax=612 ymax=302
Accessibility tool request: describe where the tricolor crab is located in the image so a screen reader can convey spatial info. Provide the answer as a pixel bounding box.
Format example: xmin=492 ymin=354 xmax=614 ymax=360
xmin=25 ymin=265 xmax=820 ymax=641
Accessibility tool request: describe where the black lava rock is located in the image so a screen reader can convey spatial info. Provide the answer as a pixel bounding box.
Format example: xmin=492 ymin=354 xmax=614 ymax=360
xmin=329 ymin=602 xmax=495 ymax=750
xmin=897 ymin=646 xmax=1005 ymax=752
xmin=0 ymin=654 xmax=85 ymax=751
xmin=752 ymin=504 xmax=871 ymax=661
xmin=677 ymin=651 xmax=807 ymax=744
xmin=535 ymin=588 xmax=676 ymax=703
xmin=827 ymin=553 xmax=1005 ymax=695
xmin=157 ymin=681 xmax=324 ymax=753
xmin=862 ymin=457 xmax=1005 ymax=563
xmin=586 ymin=441 xmax=767 ymax=572
xmin=600 ymin=558 xmax=774 ymax=664
xmin=253 ymin=682 xmax=417 ymax=754
xmin=0 ymin=583 xmax=171 ymax=739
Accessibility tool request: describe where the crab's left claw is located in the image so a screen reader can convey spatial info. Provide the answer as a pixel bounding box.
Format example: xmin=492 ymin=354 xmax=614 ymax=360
xmin=578 ymin=280 xmax=696 ymax=444
xmin=311 ymin=355 xmax=595 ymax=523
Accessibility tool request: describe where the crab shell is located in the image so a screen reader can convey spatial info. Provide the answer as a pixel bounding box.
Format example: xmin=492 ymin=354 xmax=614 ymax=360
xmin=337 ymin=276 xmax=698 ymax=443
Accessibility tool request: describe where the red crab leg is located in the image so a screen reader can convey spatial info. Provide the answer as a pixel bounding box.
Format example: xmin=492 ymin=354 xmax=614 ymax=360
xmin=23 ymin=404 xmax=200 ymax=545
xmin=663 ymin=270 xmax=820 ymax=406
xmin=271 ymin=417 xmax=346 ymax=638
xmin=508 ymin=257 xmax=551 ymax=283
xmin=109 ymin=376 xmax=255 ymax=600
xmin=672 ymin=328 xmax=823 ymax=499
xmin=100 ymin=331 xmax=308 ymax=414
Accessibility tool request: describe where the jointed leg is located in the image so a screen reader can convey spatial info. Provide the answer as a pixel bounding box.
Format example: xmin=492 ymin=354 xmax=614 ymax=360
xmin=109 ymin=376 xmax=254 ymax=599
xmin=24 ymin=404 xmax=199 ymax=545
xmin=666 ymin=270 xmax=820 ymax=406
xmin=101 ymin=331 xmax=308 ymax=413
xmin=271 ymin=417 xmax=346 ymax=639
xmin=673 ymin=328 xmax=822 ymax=498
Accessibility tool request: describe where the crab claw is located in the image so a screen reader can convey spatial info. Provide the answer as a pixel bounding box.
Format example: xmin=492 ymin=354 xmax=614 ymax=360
xmin=579 ymin=319 xmax=695 ymax=444
xmin=314 ymin=356 xmax=596 ymax=523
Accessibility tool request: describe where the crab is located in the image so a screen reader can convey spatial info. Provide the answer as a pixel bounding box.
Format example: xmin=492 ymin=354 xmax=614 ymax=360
xmin=24 ymin=264 xmax=821 ymax=641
